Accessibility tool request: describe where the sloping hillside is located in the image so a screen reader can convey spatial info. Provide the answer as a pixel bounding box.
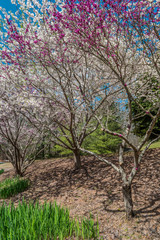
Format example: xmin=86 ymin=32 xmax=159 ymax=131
xmin=0 ymin=149 xmax=160 ymax=240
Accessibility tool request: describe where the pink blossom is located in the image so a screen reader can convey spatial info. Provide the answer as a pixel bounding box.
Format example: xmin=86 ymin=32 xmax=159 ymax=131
xmin=59 ymin=33 xmax=65 ymax=39
xmin=75 ymin=29 xmax=80 ymax=33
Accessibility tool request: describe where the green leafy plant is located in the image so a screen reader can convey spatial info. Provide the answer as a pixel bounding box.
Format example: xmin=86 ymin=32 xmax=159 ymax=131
xmin=0 ymin=177 xmax=30 ymax=198
xmin=0 ymin=199 xmax=100 ymax=240
xmin=0 ymin=169 xmax=4 ymax=175
xmin=83 ymin=118 xmax=122 ymax=155
xmin=132 ymin=76 xmax=160 ymax=140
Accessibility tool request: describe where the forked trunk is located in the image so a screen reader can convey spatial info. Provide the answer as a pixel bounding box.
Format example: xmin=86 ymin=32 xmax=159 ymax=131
xmin=122 ymin=183 xmax=134 ymax=219
xmin=15 ymin=168 xmax=23 ymax=177
xmin=73 ymin=149 xmax=81 ymax=169
xmin=15 ymin=161 xmax=23 ymax=176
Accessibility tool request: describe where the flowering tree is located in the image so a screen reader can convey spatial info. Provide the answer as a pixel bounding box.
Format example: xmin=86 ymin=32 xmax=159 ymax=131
xmin=0 ymin=3 xmax=110 ymax=169
xmin=48 ymin=0 xmax=160 ymax=218
xmin=0 ymin=94 xmax=44 ymax=176
xmin=1 ymin=0 xmax=160 ymax=218
xmin=0 ymin=48 xmax=45 ymax=176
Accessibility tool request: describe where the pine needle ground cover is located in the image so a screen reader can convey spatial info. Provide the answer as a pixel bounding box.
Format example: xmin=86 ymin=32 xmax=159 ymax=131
xmin=0 ymin=177 xmax=29 ymax=199
xmin=0 ymin=200 xmax=100 ymax=240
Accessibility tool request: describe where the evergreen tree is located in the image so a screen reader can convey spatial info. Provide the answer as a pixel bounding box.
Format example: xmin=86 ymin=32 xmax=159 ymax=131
xmin=132 ymin=77 xmax=160 ymax=140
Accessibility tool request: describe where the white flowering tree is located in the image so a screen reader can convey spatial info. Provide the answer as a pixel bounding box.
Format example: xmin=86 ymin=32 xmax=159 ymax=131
xmin=0 ymin=2 xmax=109 ymax=169
xmin=1 ymin=0 xmax=160 ymax=218
xmin=0 ymin=88 xmax=44 ymax=176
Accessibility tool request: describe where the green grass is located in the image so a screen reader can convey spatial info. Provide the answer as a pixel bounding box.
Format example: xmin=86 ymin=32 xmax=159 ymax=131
xmin=142 ymin=140 xmax=160 ymax=150
xmin=0 ymin=199 xmax=100 ymax=240
xmin=0 ymin=177 xmax=30 ymax=199
xmin=0 ymin=169 xmax=4 ymax=175
xmin=148 ymin=140 xmax=160 ymax=149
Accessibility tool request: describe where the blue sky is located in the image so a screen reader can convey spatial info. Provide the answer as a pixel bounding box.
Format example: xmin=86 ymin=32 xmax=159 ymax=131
xmin=0 ymin=1 xmax=17 ymax=12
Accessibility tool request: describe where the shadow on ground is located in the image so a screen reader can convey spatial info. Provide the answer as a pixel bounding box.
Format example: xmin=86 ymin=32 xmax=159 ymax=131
xmin=0 ymin=149 xmax=160 ymax=239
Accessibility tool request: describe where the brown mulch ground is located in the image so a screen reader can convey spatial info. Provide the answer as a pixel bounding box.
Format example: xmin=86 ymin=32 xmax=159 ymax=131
xmin=0 ymin=149 xmax=160 ymax=240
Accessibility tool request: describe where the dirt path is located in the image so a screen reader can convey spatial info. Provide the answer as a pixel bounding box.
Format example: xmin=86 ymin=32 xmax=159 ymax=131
xmin=0 ymin=162 xmax=13 ymax=171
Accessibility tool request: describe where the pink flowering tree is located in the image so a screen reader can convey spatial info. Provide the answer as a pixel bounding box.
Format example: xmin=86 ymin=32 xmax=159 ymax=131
xmin=48 ymin=0 xmax=160 ymax=218
xmin=1 ymin=0 xmax=160 ymax=217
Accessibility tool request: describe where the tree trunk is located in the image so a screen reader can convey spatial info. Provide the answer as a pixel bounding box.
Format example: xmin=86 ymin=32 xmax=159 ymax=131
xmin=15 ymin=167 xmax=23 ymax=177
xmin=122 ymin=183 xmax=134 ymax=219
xmin=73 ymin=149 xmax=81 ymax=169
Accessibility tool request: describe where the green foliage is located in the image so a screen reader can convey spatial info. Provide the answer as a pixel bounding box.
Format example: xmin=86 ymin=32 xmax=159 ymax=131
xmin=132 ymin=77 xmax=160 ymax=140
xmin=0 ymin=169 xmax=4 ymax=175
xmin=83 ymin=119 xmax=122 ymax=155
xmin=132 ymin=103 xmax=160 ymax=140
xmin=33 ymin=134 xmax=52 ymax=159
xmin=53 ymin=144 xmax=73 ymax=157
xmin=0 ymin=200 xmax=100 ymax=240
xmin=49 ymin=134 xmax=74 ymax=158
xmin=132 ymin=101 xmax=160 ymax=139
xmin=0 ymin=177 xmax=30 ymax=199
xmin=83 ymin=130 xmax=120 ymax=154
xmin=36 ymin=106 xmax=122 ymax=159
xmin=142 ymin=140 xmax=160 ymax=150
xmin=49 ymin=116 xmax=122 ymax=157
xmin=51 ymin=129 xmax=121 ymax=158
xmin=148 ymin=140 xmax=160 ymax=149
xmin=36 ymin=134 xmax=73 ymax=159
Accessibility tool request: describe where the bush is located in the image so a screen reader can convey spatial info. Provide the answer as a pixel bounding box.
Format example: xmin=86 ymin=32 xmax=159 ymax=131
xmin=131 ymin=76 xmax=160 ymax=140
xmin=0 ymin=177 xmax=30 ymax=198
xmin=0 ymin=169 xmax=4 ymax=175
xmin=83 ymin=126 xmax=121 ymax=155
xmin=0 ymin=200 xmax=100 ymax=240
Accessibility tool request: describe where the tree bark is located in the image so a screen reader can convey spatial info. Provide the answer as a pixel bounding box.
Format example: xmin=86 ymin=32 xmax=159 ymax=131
xmin=73 ymin=149 xmax=81 ymax=169
xmin=15 ymin=167 xmax=23 ymax=177
xmin=122 ymin=183 xmax=134 ymax=219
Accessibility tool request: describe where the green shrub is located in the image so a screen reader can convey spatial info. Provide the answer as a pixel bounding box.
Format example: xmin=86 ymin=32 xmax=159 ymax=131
xmin=0 ymin=177 xmax=30 ymax=199
xmin=53 ymin=144 xmax=73 ymax=157
xmin=0 ymin=169 xmax=4 ymax=175
xmin=0 ymin=200 xmax=100 ymax=240
xmin=131 ymin=76 xmax=160 ymax=140
xmin=83 ymin=126 xmax=121 ymax=155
